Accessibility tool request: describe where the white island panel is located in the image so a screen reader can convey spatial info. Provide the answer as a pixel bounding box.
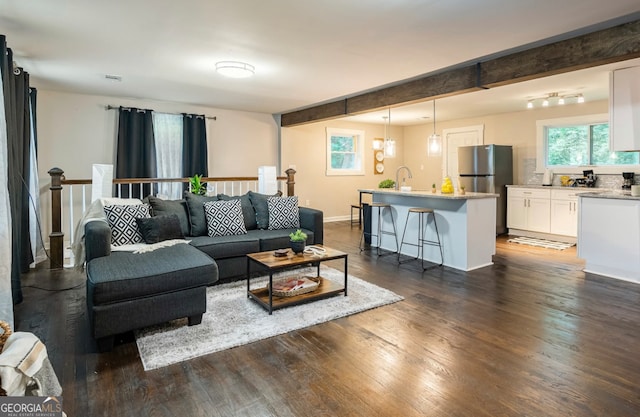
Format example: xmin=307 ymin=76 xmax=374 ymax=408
xmin=578 ymin=195 xmax=640 ymax=284
xmin=362 ymin=189 xmax=497 ymax=271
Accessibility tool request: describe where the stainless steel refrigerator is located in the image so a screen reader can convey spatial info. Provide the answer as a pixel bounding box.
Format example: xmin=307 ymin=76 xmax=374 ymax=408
xmin=458 ymin=144 xmax=513 ymax=235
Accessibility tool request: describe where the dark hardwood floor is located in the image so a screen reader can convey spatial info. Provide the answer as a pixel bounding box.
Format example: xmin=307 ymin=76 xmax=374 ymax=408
xmin=14 ymin=221 xmax=640 ymax=417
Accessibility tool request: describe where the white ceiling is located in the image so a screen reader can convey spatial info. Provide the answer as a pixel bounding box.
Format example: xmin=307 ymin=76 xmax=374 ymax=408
xmin=2 ymin=0 xmax=640 ymax=125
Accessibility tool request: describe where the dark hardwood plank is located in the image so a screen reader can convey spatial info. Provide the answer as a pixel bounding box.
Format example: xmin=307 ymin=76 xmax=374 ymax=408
xmin=12 ymin=222 xmax=640 ymax=417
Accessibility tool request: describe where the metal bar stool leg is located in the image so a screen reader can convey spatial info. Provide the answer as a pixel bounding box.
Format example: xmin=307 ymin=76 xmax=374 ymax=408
xmin=420 ymin=210 xmax=443 ymax=270
xmin=397 ymin=210 xmax=411 ymax=263
xmin=430 ymin=212 xmax=444 ymax=267
xmin=398 ymin=209 xmax=422 ymax=264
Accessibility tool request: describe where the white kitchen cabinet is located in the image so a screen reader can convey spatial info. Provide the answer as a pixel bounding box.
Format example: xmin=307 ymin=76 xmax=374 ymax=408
xmin=609 ymin=66 xmax=640 ymax=152
xmin=507 ymin=188 xmax=550 ymax=233
xmin=550 ymin=189 xmax=588 ymax=237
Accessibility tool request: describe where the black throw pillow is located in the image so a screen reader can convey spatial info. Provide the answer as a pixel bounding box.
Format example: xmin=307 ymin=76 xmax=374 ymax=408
xmin=184 ymin=192 xmax=219 ymax=236
xmin=248 ymin=190 xmax=283 ymax=229
xmin=147 ymin=195 xmax=191 ymax=237
xmin=135 ymin=214 xmax=185 ymax=244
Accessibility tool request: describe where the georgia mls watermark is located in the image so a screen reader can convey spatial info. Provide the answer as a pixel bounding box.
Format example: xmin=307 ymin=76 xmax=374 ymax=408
xmin=0 ymin=396 xmax=63 ymax=417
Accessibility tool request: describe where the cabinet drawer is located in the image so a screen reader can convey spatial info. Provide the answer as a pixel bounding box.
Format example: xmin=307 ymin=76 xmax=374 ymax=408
xmin=508 ymin=188 xmax=550 ymax=199
xmin=551 ymin=189 xmax=588 ymax=200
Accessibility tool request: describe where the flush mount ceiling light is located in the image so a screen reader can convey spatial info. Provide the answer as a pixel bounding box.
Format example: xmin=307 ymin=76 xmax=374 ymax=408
xmin=215 ymin=61 xmax=255 ymax=78
xmin=526 ymin=92 xmax=585 ymax=109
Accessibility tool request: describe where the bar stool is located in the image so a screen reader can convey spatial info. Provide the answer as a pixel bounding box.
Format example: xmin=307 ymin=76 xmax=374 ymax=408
xmin=360 ymin=202 xmax=398 ymax=256
xmin=350 ymin=204 xmax=362 ymax=227
xmin=398 ymin=207 xmax=443 ymax=269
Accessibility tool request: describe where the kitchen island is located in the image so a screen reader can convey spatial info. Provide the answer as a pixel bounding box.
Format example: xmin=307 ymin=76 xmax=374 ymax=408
xmin=360 ymin=189 xmax=499 ymax=271
xmin=578 ymin=191 xmax=640 ymax=284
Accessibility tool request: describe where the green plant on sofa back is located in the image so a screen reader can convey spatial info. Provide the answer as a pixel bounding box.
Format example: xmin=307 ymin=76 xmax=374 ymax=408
xmin=189 ymin=174 xmax=206 ymax=195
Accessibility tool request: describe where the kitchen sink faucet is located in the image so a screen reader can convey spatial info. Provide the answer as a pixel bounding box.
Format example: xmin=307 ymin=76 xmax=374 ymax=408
xmin=395 ymin=166 xmax=413 ymax=190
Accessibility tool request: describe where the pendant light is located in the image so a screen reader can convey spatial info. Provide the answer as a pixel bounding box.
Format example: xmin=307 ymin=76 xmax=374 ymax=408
xmin=427 ymin=100 xmax=442 ymax=157
xmin=384 ymin=108 xmax=396 ymax=158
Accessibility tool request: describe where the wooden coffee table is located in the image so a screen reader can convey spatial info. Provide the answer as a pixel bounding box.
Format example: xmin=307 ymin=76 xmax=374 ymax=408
xmin=246 ymin=245 xmax=348 ymax=314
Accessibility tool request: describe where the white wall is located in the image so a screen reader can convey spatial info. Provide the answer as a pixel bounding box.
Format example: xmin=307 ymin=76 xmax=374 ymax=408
xmin=281 ymin=120 xmax=405 ymax=220
xmin=36 ymin=89 xmax=279 ymax=240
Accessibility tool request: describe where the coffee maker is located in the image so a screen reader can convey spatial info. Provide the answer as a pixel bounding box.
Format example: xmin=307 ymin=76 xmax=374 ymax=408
xmin=622 ymin=172 xmax=634 ymax=190
xmin=583 ymin=170 xmax=597 ymax=188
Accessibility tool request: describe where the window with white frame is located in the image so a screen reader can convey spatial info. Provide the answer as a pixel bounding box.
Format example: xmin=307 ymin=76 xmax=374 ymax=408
xmin=326 ymin=128 xmax=365 ymax=176
xmin=536 ymin=114 xmax=639 ymax=174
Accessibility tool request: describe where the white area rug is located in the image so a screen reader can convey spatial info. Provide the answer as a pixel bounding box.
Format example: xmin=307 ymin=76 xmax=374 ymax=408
xmin=507 ymin=236 xmax=575 ymax=250
xmin=135 ymin=265 xmax=403 ymax=370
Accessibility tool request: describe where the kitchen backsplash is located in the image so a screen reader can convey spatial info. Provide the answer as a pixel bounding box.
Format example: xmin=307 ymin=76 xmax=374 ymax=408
xmin=521 ymin=158 xmax=638 ymax=188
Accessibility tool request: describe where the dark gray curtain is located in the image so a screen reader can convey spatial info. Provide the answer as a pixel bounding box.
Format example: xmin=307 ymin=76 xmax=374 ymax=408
xmin=1 ymin=35 xmax=34 ymax=304
xmin=115 ymin=107 xmax=156 ymax=198
xmin=182 ymin=113 xmax=208 ymax=178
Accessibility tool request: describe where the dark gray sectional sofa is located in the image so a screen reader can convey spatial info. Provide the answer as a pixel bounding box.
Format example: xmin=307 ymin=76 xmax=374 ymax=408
xmin=84 ymin=191 xmax=323 ymax=351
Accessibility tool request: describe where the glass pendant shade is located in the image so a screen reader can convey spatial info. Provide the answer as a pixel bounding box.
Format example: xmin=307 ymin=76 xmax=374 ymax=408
xmin=428 ymin=133 xmax=442 ymax=157
xmin=384 ymin=138 xmax=396 ymax=158
xmin=383 ymin=109 xmax=396 ymax=158
xmin=427 ymin=100 xmax=442 ymax=157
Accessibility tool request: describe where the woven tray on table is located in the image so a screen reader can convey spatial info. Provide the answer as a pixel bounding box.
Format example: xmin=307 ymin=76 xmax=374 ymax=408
xmin=270 ymin=276 xmax=320 ymax=297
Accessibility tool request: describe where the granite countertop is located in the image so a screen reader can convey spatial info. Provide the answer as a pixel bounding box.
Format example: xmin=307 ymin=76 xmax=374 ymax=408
xmin=507 ymin=185 xmax=640 ymax=200
xmin=578 ymin=190 xmax=640 ymax=201
xmin=506 ymin=184 xmax=593 ymax=190
xmin=359 ymin=188 xmax=499 ymax=199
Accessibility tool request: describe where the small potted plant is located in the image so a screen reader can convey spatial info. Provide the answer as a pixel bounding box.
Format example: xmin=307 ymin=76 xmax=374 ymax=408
xmin=431 ymin=183 xmax=436 ymax=193
xmin=459 ymin=185 xmax=466 ymax=195
xmin=378 ymin=179 xmax=395 ymax=189
xmin=189 ymin=174 xmax=206 ymax=195
xmin=289 ymin=229 xmax=308 ymax=254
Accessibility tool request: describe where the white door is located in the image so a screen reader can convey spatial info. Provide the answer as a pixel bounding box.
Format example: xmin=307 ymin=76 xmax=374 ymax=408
xmin=442 ymin=125 xmax=484 ymax=184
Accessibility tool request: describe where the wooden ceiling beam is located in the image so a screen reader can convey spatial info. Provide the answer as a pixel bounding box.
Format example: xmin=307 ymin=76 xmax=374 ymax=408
xmin=280 ymin=100 xmax=347 ymax=127
xmin=280 ymin=18 xmax=640 ymax=127
xmin=481 ymin=19 xmax=640 ymax=87
xmin=346 ymin=66 xmax=480 ymax=115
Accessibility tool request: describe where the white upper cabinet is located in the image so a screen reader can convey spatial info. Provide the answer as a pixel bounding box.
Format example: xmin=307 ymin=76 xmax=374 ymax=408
xmin=610 ymin=66 xmax=640 ymax=152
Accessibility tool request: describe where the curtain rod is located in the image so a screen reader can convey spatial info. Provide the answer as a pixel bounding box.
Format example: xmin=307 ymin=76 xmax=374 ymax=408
xmin=105 ymin=105 xmax=216 ymax=120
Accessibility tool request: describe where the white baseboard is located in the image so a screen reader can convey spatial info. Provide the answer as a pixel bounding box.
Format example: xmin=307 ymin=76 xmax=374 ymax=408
xmin=324 ymin=215 xmax=353 ymax=223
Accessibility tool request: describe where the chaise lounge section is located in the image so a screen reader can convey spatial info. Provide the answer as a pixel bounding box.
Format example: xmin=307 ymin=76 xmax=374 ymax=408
xmin=86 ymin=242 xmax=218 ymax=352
xmin=83 ymin=191 xmax=324 ymax=351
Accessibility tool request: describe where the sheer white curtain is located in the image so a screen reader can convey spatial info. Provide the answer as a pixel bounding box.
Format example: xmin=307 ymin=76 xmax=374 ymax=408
xmin=28 ymin=93 xmax=44 ymax=266
xmin=0 ymin=66 xmax=13 ymax=327
xmin=152 ymin=112 xmax=183 ymax=200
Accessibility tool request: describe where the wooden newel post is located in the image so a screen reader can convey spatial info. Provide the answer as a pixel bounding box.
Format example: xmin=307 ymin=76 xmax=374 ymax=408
xmin=285 ymin=168 xmax=296 ymax=197
xmin=48 ymin=167 xmax=64 ymax=269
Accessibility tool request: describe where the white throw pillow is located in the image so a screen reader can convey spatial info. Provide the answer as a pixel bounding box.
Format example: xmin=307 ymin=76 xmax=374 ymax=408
xmin=267 ymin=196 xmax=300 ymax=230
xmin=103 ymin=204 xmax=151 ymax=246
xmin=204 ymin=200 xmax=248 ymax=237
